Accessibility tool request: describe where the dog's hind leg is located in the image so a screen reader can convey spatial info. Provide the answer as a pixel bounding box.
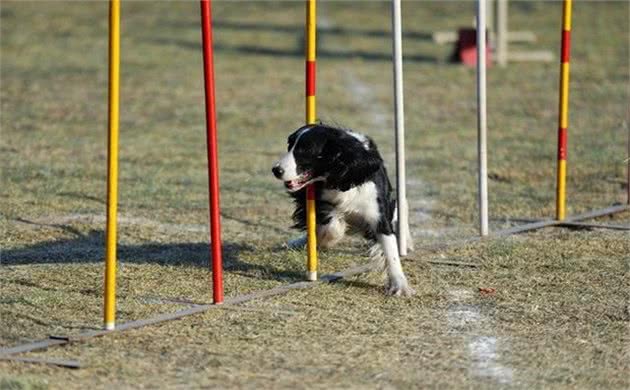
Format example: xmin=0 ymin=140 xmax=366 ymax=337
xmin=377 ymin=233 xmax=415 ymax=296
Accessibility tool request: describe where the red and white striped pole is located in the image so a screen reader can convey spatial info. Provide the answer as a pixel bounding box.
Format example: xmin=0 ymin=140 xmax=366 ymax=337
xmin=200 ymin=0 xmax=223 ymax=304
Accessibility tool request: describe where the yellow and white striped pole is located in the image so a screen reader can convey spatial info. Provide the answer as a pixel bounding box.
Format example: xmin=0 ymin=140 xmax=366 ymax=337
xmin=104 ymin=0 xmax=120 ymax=331
xmin=555 ymin=0 xmax=572 ymax=220
xmin=305 ymin=0 xmax=317 ymax=281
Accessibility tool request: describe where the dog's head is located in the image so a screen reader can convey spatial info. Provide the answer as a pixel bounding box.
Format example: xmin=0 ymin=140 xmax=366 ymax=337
xmin=272 ymin=124 xmax=382 ymax=192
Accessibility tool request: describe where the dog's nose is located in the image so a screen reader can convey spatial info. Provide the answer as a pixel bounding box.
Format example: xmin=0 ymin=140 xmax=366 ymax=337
xmin=272 ymin=165 xmax=284 ymax=178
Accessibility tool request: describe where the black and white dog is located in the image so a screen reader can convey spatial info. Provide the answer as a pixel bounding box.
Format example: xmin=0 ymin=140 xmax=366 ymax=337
xmin=272 ymin=123 xmax=414 ymax=296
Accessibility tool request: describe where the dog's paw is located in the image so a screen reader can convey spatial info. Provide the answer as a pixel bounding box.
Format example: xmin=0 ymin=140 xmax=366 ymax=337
xmin=285 ymin=235 xmax=307 ymax=250
xmin=386 ymin=277 xmax=415 ymax=297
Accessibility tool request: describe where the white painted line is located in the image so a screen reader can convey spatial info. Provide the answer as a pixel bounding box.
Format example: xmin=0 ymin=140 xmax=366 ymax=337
xmin=446 ymin=288 xmax=515 ymax=385
xmin=469 ymin=336 xmax=514 ymax=384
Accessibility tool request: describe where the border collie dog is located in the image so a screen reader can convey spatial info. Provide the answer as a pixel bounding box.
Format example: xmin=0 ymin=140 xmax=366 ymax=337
xmin=272 ymin=123 xmax=414 ymax=296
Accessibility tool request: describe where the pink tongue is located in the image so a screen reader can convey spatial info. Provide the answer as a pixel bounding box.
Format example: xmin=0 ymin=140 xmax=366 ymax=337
xmin=286 ymin=176 xmax=309 ymax=189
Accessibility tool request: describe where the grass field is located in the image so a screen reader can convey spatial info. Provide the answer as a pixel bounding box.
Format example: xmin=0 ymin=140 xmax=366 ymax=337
xmin=1 ymin=1 xmax=629 ymax=389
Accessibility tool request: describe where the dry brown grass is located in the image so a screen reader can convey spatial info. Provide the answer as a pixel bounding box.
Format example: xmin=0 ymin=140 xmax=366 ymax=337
xmin=1 ymin=1 xmax=629 ymax=389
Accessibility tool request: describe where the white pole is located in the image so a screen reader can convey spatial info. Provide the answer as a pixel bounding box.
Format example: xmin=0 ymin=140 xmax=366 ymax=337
xmin=477 ymin=0 xmax=489 ymax=236
xmin=391 ymin=0 xmax=409 ymax=255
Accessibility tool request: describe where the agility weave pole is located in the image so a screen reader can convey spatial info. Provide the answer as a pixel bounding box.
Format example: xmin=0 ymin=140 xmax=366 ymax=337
xmin=305 ymin=0 xmax=318 ymax=281
xmin=200 ymin=0 xmax=224 ymax=304
xmin=555 ymin=0 xmax=572 ymax=220
xmin=391 ymin=0 xmax=410 ymax=256
xmin=104 ymin=0 xmax=121 ymax=331
xmin=476 ymin=0 xmax=489 ymax=236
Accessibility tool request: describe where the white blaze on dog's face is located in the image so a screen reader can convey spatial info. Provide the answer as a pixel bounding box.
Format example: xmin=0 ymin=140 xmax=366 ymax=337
xmin=272 ymin=125 xmax=326 ymax=192
xmin=275 ymin=127 xmax=310 ymax=180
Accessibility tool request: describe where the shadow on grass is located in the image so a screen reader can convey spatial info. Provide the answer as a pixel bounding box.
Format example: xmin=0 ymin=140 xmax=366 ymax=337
xmin=1 ymin=230 xmax=304 ymax=282
xmin=147 ymin=16 xmax=441 ymax=62
xmin=57 ymin=191 xmax=106 ymax=205
xmin=212 ymin=20 xmax=438 ymax=62
xmin=336 ymin=279 xmax=385 ymax=294
xmin=214 ymin=20 xmax=435 ymax=41
xmin=146 ymin=38 xmax=437 ymax=63
xmin=167 ymin=20 xmax=434 ymax=40
xmin=213 ymin=21 xmax=436 ymax=63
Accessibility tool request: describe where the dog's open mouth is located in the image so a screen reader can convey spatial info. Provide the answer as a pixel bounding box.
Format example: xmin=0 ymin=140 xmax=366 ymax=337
xmin=284 ymin=172 xmax=318 ymax=192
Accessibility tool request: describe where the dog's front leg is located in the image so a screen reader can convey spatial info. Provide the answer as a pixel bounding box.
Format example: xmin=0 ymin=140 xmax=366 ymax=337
xmin=377 ymin=234 xmax=415 ymax=296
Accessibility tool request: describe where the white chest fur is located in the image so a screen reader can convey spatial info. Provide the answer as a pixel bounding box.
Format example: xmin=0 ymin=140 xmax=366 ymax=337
xmin=321 ymin=182 xmax=381 ymax=228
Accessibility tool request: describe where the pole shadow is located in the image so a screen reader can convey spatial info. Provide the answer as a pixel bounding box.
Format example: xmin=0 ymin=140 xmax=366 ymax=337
xmin=1 ymin=229 xmax=304 ymax=282
xmin=166 ymin=20 xmax=434 ymax=41
xmin=146 ymin=37 xmax=437 ymax=63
